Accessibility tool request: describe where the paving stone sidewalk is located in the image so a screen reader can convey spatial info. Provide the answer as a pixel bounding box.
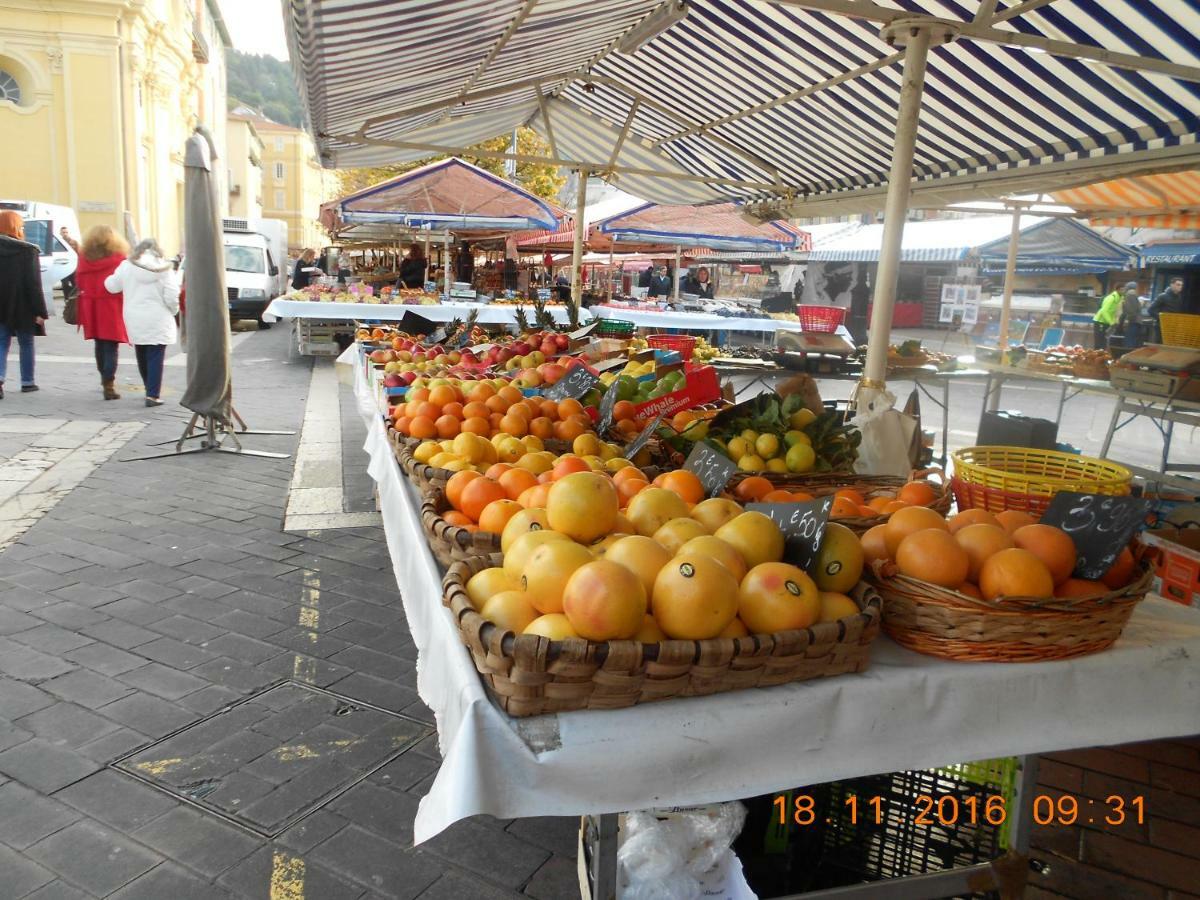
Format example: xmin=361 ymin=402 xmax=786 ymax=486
xmin=0 ymin=319 xmax=578 ymax=900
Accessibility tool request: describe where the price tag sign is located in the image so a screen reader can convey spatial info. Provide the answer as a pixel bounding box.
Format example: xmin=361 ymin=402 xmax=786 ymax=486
xmin=1039 ymin=492 xmax=1152 ymax=580
xmin=624 ymin=415 xmax=664 ymax=460
xmin=543 ymin=362 xmax=599 ymax=402
xmin=537 ymin=288 xmax=552 ymax=301
xmin=746 ymin=495 xmax=834 ymax=572
xmin=597 ymin=385 xmax=620 ymax=436
xmin=683 ymin=443 xmax=737 ymax=498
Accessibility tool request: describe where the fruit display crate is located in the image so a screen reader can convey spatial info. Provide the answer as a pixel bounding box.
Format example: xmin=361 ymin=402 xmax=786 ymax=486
xmin=296 ymin=319 xmax=343 ymax=356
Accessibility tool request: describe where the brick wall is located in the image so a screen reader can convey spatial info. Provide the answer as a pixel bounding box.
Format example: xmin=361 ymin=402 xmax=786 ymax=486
xmin=1027 ymin=736 xmax=1200 ymax=899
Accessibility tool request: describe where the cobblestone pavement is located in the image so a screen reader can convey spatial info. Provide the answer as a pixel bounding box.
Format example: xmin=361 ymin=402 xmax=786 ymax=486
xmin=0 ymin=318 xmax=579 ymax=900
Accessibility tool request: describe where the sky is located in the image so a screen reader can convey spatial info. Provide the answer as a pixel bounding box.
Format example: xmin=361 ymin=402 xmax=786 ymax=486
xmin=220 ymin=0 xmax=290 ymax=60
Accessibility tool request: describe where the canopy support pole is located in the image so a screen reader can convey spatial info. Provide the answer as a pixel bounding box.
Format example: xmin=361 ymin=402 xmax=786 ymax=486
xmin=571 ymin=168 xmax=588 ymax=312
xmin=608 ymin=241 xmax=616 ymax=302
xmin=859 ymin=25 xmax=932 ymax=396
xmin=423 ymin=233 xmax=430 ymax=284
xmin=996 ymin=203 xmax=1024 ymax=368
xmin=444 ymin=231 xmax=451 ymax=302
xmin=673 ymin=245 xmax=681 ymax=301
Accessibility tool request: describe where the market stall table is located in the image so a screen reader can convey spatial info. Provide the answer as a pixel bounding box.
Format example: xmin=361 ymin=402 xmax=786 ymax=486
xmin=352 ymin=360 xmax=1200 ymax=857
xmin=1100 ymin=389 xmax=1200 ymax=475
xmin=263 ymin=297 xmax=589 ymax=327
xmin=591 ymin=303 xmax=849 ymax=338
xmin=974 ymin=361 xmax=1116 ymax=431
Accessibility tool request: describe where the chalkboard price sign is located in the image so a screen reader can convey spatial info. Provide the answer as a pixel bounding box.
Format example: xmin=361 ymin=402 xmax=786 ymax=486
xmin=597 ymin=385 xmax=620 ymax=436
xmin=1039 ymin=492 xmax=1153 ymax=580
xmin=623 ymin=415 xmax=664 ymax=460
xmin=683 ymin=443 xmax=737 ymax=498
xmin=543 ymin=363 xmax=599 ymax=402
xmin=746 ymin=495 xmax=834 ymax=572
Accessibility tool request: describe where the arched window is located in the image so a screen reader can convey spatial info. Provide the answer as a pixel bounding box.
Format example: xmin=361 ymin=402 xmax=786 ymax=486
xmin=0 ymin=69 xmax=21 ymax=105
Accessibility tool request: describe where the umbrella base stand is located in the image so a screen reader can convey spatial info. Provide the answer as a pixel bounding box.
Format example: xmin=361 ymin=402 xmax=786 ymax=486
xmin=122 ymin=411 xmax=292 ymax=462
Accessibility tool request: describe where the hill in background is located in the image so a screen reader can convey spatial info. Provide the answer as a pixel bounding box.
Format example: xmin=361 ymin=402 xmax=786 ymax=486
xmin=227 ymin=50 xmax=303 ymax=128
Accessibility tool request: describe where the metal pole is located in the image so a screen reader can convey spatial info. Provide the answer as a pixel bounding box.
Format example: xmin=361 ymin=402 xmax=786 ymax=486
xmin=607 ymin=241 xmax=616 ymax=302
xmin=860 ymin=25 xmax=933 ymax=391
xmin=571 ymin=168 xmax=588 ymax=311
xmin=444 ymin=231 xmax=451 ymax=303
xmin=673 ymin=244 xmax=681 ymax=301
xmin=423 ymin=232 xmax=430 ymax=284
xmin=997 ymin=203 xmax=1022 ymax=365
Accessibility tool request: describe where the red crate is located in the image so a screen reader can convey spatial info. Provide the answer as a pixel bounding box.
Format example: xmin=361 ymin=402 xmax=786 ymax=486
xmin=797 ymin=305 xmax=847 ymax=333
xmin=647 ymin=334 xmax=697 ymax=361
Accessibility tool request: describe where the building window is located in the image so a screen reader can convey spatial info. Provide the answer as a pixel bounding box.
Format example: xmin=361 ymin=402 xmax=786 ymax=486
xmin=275 ymin=136 xmax=284 ymax=152
xmin=274 ymin=189 xmax=285 ymax=209
xmin=274 ymin=162 xmax=285 ymax=180
xmin=0 ymin=69 xmax=22 ymax=105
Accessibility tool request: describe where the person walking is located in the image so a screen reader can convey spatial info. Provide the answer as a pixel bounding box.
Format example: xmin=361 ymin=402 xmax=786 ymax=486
xmin=1118 ymin=281 xmax=1143 ymax=350
xmin=0 ymin=211 xmax=48 ymax=398
xmin=1148 ymin=276 xmax=1185 ymax=344
xmin=103 ymin=239 xmax=179 ymax=406
xmin=1092 ymin=285 xmax=1123 ymax=349
xmin=75 ymin=225 xmax=129 ymax=400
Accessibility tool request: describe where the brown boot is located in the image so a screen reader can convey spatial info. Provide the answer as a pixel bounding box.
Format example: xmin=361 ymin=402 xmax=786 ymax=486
xmin=102 ymin=379 xmax=120 ymax=400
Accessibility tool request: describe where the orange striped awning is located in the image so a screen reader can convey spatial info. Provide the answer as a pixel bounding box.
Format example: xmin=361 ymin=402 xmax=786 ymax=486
xmin=1051 ymin=171 xmax=1200 ymax=229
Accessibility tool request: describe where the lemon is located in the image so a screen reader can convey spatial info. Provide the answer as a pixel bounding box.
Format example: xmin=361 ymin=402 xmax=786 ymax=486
xmin=755 ymin=433 xmax=780 ymax=460
xmin=737 ymin=453 xmax=765 ymax=472
xmin=606 ymin=457 xmax=633 ymax=473
xmin=573 ymin=433 xmax=602 ymax=457
xmin=429 ymin=452 xmax=458 ymax=469
xmin=439 ymin=440 xmax=456 ymax=453
xmin=478 ymin=440 xmax=498 ymax=465
xmin=598 ymin=442 xmax=618 ymax=461
xmin=497 ymin=436 xmax=525 ymax=464
xmin=789 ymin=408 xmax=817 ymax=429
xmin=413 ymin=441 xmax=440 ymax=463
xmin=766 ymin=458 xmax=789 ymax=473
xmin=783 ymin=429 xmax=810 ymax=448
xmin=785 ymin=442 xmax=816 ymax=473
xmin=583 ymin=455 xmax=606 ymax=471
xmin=521 ymin=435 xmax=545 ymax=452
xmin=740 ymin=429 xmax=759 ymax=445
xmin=726 ymin=437 xmax=751 ymax=460
xmin=442 ymin=459 xmax=471 ymax=472
xmin=516 ymin=452 xmax=554 ymax=475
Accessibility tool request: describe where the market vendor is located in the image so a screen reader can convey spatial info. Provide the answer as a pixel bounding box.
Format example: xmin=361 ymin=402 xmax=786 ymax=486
xmin=291 ymin=248 xmax=323 ymax=289
xmin=648 ymin=264 xmax=672 ymax=298
xmin=455 ymin=242 xmax=475 ymax=284
xmin=398 ymin=243 xmax=426 ymax=288
xmin=685 ymin=266 xmax=714 ymax=299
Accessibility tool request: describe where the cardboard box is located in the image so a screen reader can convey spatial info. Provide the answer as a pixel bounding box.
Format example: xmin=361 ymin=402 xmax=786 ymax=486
xmin=1143 ymin=527 xmax=1200 ymax=607
xmin=632 ymin=364 xmax=721 ymax=420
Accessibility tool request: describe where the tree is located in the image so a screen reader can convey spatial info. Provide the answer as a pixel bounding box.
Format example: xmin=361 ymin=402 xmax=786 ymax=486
xmin=336 ymin=127 xmax=566 ymax=202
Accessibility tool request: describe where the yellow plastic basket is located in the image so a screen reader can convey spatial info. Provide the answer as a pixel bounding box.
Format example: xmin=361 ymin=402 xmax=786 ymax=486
xmin=951 ymin=446 xmax=1131 ymax=515
xmin=1159 ymin=312 xmax=1200 ymax=349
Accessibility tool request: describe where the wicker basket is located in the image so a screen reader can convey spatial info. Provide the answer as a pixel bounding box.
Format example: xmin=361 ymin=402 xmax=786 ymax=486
xmin=443 ymin=554 xmax=883 ymax=716
xmin=1072 ymin=358 xmax=1111 ymax=380
xmin=1159 ymin=312 xmax=1200 ymax=349
xmin=951 ymin=446 xmax=1131 ymax=516
xmin=420 ymin=488 xmax=503 ymax=568
xmin=869 ymin=564 xmax=1152 ymax=663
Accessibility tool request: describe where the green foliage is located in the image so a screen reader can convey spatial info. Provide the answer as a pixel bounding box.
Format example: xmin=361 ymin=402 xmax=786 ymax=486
xmin=226 ymin=51 xmax=303 ymax=127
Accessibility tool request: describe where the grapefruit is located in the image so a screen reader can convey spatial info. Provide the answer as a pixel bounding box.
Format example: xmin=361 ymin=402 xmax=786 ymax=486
xmin=480 ymin=590 xmax=539 ymax=633
xmin=979 ymin=548 xmax=1055 ymax=600
xmin=523 ymin=613 xmax=580 ymax=640
xmin=995 ymin=510 xmax=1038 ymax=535
xmin=465 ymin=567 xmax=519 ymax=609
xmin=547 ymin=472 xmax=619 ymax=543
xmin=626 ymin=487 xmax=690 ymax=537
xmin=896 ymin=529 xmax=969 ymax=588
xmin=948 ymin=508 xmax=1000 ymax=534
xmin=675 ymin=535 xmax=749 ymax=582
xmin=954 ymin=523 xmax=1014 ymax=582
xmin=715 ymin=512 xmax=785 ymax=569
xmin=501 ymin=508 xmax=551 ymax=553
xmin=817 ymin=591 xmax=860 ymax=622
xmin=652 ymin=557 xmax=739 ymax=639
xmin=737 ymin=562 xmax=821 ymax=633
xmin=653 ymin=518 xmax=709 ymax=556
xmin=884 ymin=506 xmax=949 ymax=557
xmin=1012 ymin=524 xmax=1077 ymax=586
xmin=634 ymin=615 xmax=666 ymax=643
xmin=812 ymin=522 xmax=865 ymax=593
xmin=718 ymin=617 xmax=749 ymax=638
xmin=521 ymin=540 xmax=596 ymax=614
xmin=562 ymin=560 xmax=647 ymax=641
xmin=690 ymin=498 xmax=744 ymax=533
xmin=503 ymin=530 xmax=569 ymax=578
xmin=604 ymin=535 xmax=672 ymax=600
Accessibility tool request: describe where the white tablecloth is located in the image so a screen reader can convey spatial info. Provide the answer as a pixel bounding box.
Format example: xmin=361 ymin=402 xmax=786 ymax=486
xmin=264 ymin=298 xmax=589 ymax=326
xmin=591 ymin=304 xmax=852 ymax=339
xmin=353 ymin=363 xmax=1200 ymax=844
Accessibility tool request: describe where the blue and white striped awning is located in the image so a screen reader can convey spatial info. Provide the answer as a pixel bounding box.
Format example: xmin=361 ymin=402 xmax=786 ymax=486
xmin=285 ymin=1 xmax=1200 ymax=214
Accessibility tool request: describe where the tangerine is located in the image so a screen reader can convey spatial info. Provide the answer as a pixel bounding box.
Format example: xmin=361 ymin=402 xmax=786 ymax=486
xmin=715 ymin=511 xmax=785 ymax=569
xmin=897 ymin=481 xmax=937 ymax=506
xmin=557 ymin=398 xmax=585 ymax=420
xmin=834 ymin=488 xmax=865 ymax=507
xmin=478 ymin=499 xmax=523 ymax=535
xmin=948 ymin=508 xmax=1000 ymax=533
xmin=1101 ymin=546 xmax=1136 ymax=590
xmin=442 ymin=402 xmax=464 ymax=420
xmin=867 ymin=495 xmax=895 ymax=513
xmin=547 ymin=471 xmax=619 ymax=543
xmin=409 ymin=416 xmax=437 ymax=439
xmin=612 ymin=400 xmax=636 ymax=422
xmin=485 ymin=462 xmax=514 ymax=480
xmin=435 ymin=415 xmax=460 ymax=439
xmin=1056 ymin=577 xmax=1109 ymax=598
xmin=497 ymin=385 xmax=523 ymax=405
xmin=958 ymin=582 xmax=984 ymax=599
xmin=652 ymin=557 xmax=739 ymax=639
xmin=393 ymin=416 xmax=412 ymax=435
xmin=428 ymin=385 xmax=458 ymax=407
xmin=521 ymin=540 xmax=596 ymax=614
xmin=467 ymin=383 xmax=496 ymax=403
xmin=616 ymin=477 xmax=649 ymax=507
xmin=737 ymin=562 xmax=820 ymax=633
xmin=658 ymin=470 xmax=705 ymax=505
xmin=498 ymin=468 xmax=539 ymax=501
xmin=603 ymin=535 xmax=671 ymax=600
xmin=883 ymin=506 xmax=949 ymax=557
xmin=462 ymin=401 xmax=490 ymax=420
xmin=498 ymin=414 xmax=528 ymax=437
xmin=979 ymin=548 xmax=1054 ymax=600
xmin=1013 ymin=524 xmax=1077 ymax=586
xmin=529 ymin=417 xmax=555 ymax=439
xmin=462 ymin=416 xmax=491 ymax=435
xmin=995 ymin=510 xmax=1038 ymax=535
xmin=896 ymin=529 xmax=969 ymax=587
xmin=446 ymin=470 xmax=482 ymax=511
xmin=955 ymin=524 xmax=1014 ymax=582
xmin=562 ymin=560 xmax=647 ymax=640
xmin=830 ymin=496 xmax=863 ymax=519
xmin=734 ymin=476 xmax=773 ymax=502
xmin=442 ymin=511 xmax=474 ymax=528
xmin=460 ymin=477 xmax=508 ymax=522
xmin=485 ymin=395 xmax=509 ymax=414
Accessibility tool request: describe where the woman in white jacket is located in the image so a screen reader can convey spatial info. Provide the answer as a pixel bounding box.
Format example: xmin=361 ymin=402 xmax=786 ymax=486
xmin=104 ymin=239 xmax=180 ymax=406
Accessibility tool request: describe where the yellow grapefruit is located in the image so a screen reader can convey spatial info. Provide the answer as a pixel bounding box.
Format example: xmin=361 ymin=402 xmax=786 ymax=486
xmin=626 ymin=487 xmax=690 ymax=537
xmin=523 ymin=613 xmax=580 ymax=640
xmin=521 ymin=540 xmax=595 ymax=614
xmin=547 ymin=471 xmax=619 ymax=543
xmin=675 ymin=535 xmax=748 ymax=582
xmin=480 ymin=590 xmax=538 ymax=633
xmin=714 ymin=512 xmax=785 ymax=569
xmin=651 ymin=556 xmax=739 ymax=639
xmin=737 ymin=562 xmax=820 ymax=633
xmin=465 ymin=567 xmax=519 ymax=609
xmin=603 ymin=535 xmax=671 ymax=601
xmin=562 ymin=560 xmax=647 ymax=641
xmin=812 ymin=522 xmax=865 ymax=593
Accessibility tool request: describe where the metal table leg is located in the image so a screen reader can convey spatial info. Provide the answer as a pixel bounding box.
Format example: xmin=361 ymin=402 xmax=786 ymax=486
xmin=588 ymin=813 xmax=619 ymax=900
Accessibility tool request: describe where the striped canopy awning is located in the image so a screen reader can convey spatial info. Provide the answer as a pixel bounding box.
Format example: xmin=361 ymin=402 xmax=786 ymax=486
xmin=1050 ymin=171 xmax=1200 ymax=229
xmin=285 ymin=1 xmax=1200 ymax=215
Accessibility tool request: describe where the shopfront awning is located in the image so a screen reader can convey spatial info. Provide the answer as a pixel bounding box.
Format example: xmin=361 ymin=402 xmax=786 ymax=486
xmin=596 ymin=202 xmax=809 ymax=252
xmin=1050 ymin=171 xmax=1200 ymax=230
xmin=285 ymin=1 xmax=1200 ymax=216
xmin=1139 ymin=241 xmax=1200 ymax=266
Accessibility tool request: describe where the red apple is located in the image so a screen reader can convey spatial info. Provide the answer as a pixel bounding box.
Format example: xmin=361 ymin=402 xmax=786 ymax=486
xmin=538 ymin=363 xmax=566 ymax=385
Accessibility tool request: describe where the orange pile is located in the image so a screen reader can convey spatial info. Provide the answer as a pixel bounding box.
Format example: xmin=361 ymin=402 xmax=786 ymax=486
xmin=392 ymin=383 xmax=598 ymax=442
xmin=730 ymin=477 xmax=939 ymax=521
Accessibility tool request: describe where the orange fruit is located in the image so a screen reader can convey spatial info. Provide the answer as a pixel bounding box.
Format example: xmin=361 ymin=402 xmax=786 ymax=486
xmin=442 ymin=510 xmax=474 ymax=528
xmin=562 ymin=560 xmax=647 ymax=641
xmin=954 ymin=524 xmax=1014 ymax=582
xmin=714 ymin=511 xmax=784 ymax=569
xmin=626 ymin=488 xmax=690 ymax=537
xmin=896 ymin=529 xmax=969 ymax=587
xmin=409 ymin=416 xmax=437 ymax=440
xmin=737 ymin=562 xmax=820 ymax=634
xmin=613 ymin=400 xmax=637 ymax=422
xmin=1012 ymin=524 xmax=1077 ymax=586
xmin=547 ymin=472 xmax=619 ymax=543
xmin=616 ymin=477 xmax=649 ymax=508
xmin=557 ymin=398 xmax=585 ymax=420
xmin=552 ymin=456 xmax=591 ymax=480
xmin=463 ymin=401 xmax=490 ymax=420
xmin=719 ymin=617 xmax=749 ymax=638
xmin=883 ymin=506 xmax=949 ymax=557
xmin=763 ymin=489 xmax=797 ymax=503
xmin=948 ymin=508 xmax=1000 ymax=533
xmin=676 ymin=535 xmax=748 ymax=582
xmin=979 ymin=548 xmax=1055 ymax=600
xmin=690 ymin=498 xmax=744 ymax=533
xmin=498 ymin=414 xmax=528 ymax=437
xmin=612 ymin=466 xmax=648 ymax=486
xmin=517 ymin=482 xmax=552 ymax=509
xmin=897 ymin=481 xmax=937 ymax=506
xmin=393 ymin=416 xmax=412 ymax=435
xmin=435 ymin=414 xmax=460 ymax=439
xmin=485 ymin=395 xmax=509 ymax=415
xmin=497 ymin=385 xmax=523 ymax=405
xmin=555 ymin=418 xmax=589 ymax=442
xmin=790 ymin=491 xmax=814 ymax=502
xmin=521 ymin=540 xmax=596 ymax=614
xmin=537 ymin=471 xmax=554 ymax=484
xmin=428 ymin=385 xmax=457 ymax=407
xmin=658 ymin=470 xmax=704 ymax=505
xmin=412 ymin=401 xmax=439 ymax=420
xmin=480 ymin=590 xmax=538 ymax=634
xmin=861 ymin=524 xmax=889 ymax=565
xmin=634 ymin=615 xmax=667 ymax=643
xmin=467 ymin=383 xmax=496 ymax=403
xmin=616 ymin=419 xmax=639 ymax=437
xmin=446 ymin=470 xmax=482 ymax=511
xmin=1101 ymin=547 xmax=1136 ymax=590
xmin=834 ymin=488 xmax=865 ymax=507
xmin=652 ymin=556 xmax=739 ymax=639
xmin=958 ymin=582 xmax=983 ymax=599
xmin=462 ymin=416 xmax=491 ymax=435
xmin=857 ymin=505 xmax=877 ymax=518
xmin=460 ymin=477 xmax=508 ymax=523
xmin=538 ymin=399 xmax=558 ymax=420
xmin=734 ymin=476 xmax=773 ymax=502
xmin=1056 ymin=578 xmax=1109 ymax=599
xmin=881 ymin=500 xmax=910 ymax=514
xmin=442 ymin=402 xmax=464 ymax=420
xmin=829 ymin=496 xmax=863 ymax=519
xmin=529 ymin=417 xmax=554 ymax=439
xmin=498 ymin=468 xmax=539 ymax=501
xmin=603 ymin=535 xmax=671 ymax=600
xmin=408 ymin=388 xmax=430 ymax=405
xmin=652 ymin=517 xmax=709 ymax=556
xmin=391 ymin=402 xmax=407 ymax=419
xmin=817 ymin=591 xmax=860 ymax=623
xmin=485 ymin=462 xmax=513 ymax=480
xmin=478 ymin=498 xmax=523 ymax=535
xmin=995 ymin=510 xmax=1038 ymax=535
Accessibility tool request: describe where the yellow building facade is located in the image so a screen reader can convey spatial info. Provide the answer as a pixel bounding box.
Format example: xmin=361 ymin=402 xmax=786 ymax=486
xmin=255 ymin=115 xmax=333 ymax=253
xmin=226 ymin=112 xmax=264 ymax=220
xmin=0 ymin=0 xmax=230 ymax=253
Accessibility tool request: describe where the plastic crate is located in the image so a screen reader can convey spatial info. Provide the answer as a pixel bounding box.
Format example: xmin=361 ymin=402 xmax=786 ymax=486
xmin=647 ymin=333 xmax=696 ymax=360
xmin=594 ymin=318 xmax=635 ymax=337
xmin=1160 ymin=312 xmax=1200 ymax=349
xmin=797 ymin=304 xmax=847 ymax=333
xmin=1144 ymin=528 xmax=1200 ymax=607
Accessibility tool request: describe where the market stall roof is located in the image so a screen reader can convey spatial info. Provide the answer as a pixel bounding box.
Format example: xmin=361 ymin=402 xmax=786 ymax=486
xmin=597 ymin=202 xmax=810 ymax=252
xmin=807 ymin=214 xmax=1134 ymax=272
xmin=285 ymin=1 xmax=1200 ymax=217
xmin=1139 ymin=240 xmax=1200 ymax=266
xmin=516 ymin=189 xmax=648 ymax=252
xmin=1049 ymin=171 xmax=1200 ymax=230
xmin=323 ymin=157 xmax=564 ymax=234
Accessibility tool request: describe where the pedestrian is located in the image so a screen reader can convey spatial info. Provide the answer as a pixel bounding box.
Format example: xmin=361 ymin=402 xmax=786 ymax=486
xmin=0 ymin=211 xmax=48 ymax=398
xmin=75 ymin=224 xmax=130 ymax=400
xmin=1092 ymin=285 xmax=1123 ymax=349
xmin=1118 ymin=281 xmax=1143 ymax=350
xmin=291 ymin=248 xmax=321 ymax=289
xmin=103 ymin=238 xmax=179 ymax=407
xmin=1148 ymin=276 xmax=1185 ymax=344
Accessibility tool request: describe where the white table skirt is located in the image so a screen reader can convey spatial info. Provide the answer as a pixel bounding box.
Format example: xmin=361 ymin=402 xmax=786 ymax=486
xmin=264 ymin=298 xmax=589 ymax=326
xmin=352 ymin=363 xmax=1200 ymax=844
xmin=591 ymin=304 xmax=853 ymax=338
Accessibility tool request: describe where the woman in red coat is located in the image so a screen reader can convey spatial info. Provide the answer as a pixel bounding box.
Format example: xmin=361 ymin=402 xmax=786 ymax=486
xmin=75 ymin=225 xmax=130 ymax=399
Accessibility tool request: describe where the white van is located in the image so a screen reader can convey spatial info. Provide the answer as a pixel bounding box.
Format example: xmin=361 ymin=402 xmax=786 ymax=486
xmin=221 ymin=217 xmax=288 ymax=324
xmin=0 ymin=200 xmax=80 ymax=315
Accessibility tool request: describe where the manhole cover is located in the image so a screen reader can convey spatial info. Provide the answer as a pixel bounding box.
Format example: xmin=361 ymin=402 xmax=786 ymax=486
xmin=112 ymin=681 xmax=430 ymax=837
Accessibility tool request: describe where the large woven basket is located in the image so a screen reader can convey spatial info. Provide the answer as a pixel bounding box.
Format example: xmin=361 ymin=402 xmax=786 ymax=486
xmin=420 ymin=488 xmax=502 ymax=568
xmin=443 ymin=554 xmax=882 ymax=717
xmin=869 ymin=564 xmax=1152 ymax=663
xmin=951 ymin=446 xmax=1131 ymax=516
